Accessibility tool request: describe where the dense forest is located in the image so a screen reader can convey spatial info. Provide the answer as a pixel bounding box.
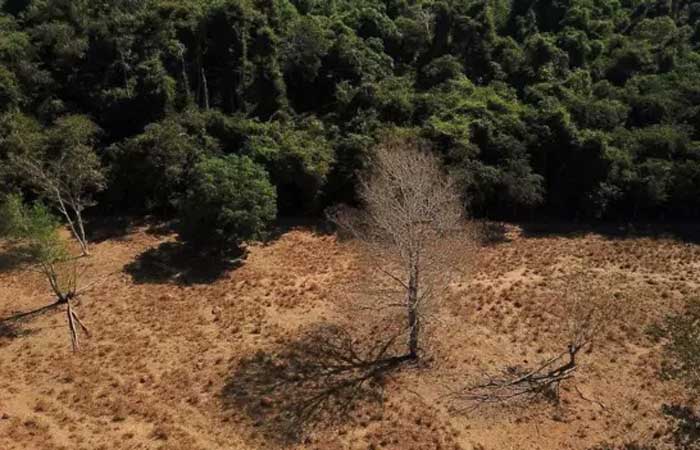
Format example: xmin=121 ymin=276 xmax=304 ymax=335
xmin=2 ymin=0 xmax=700 ymax=232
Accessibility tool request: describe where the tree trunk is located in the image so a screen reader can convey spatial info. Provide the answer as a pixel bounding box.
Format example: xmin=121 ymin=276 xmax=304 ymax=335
xmin=671 ymin=0 xmax=680 ymax=22
xmin=201 ymin=68 xmax=210 ymax=111
xmin=180 ymin=50 xmax=191 ymax=102
xmin=74 ymin=208 xmax=90 ymax=256
xmin=234 ymin=28 xmax=248 ymax=113
xmin=407 ymin=264 xmax=419 ymax=359
xmin=120 ymin=51 xmax=131 ymax=96
xmin=54 ymin=189 xmax=89 ymax=256
xmin=408 ymin=306 xmax=419 ymax=359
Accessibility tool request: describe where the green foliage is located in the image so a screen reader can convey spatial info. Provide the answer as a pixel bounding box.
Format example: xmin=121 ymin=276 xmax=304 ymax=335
xmin=0 ymin=65 xmax=21 ymax=111
xmin=244 ymin=117 xmax=333 ymax=212
xmin=2 ymin=0 xmax=700 ymax=221
xmin=179 ymin=154 xmax=277 ymax=248
xmin=419 ymin=55 xmax=464 ymax=89
xmin=22 ymin=115 xmax=105 ymax=206
xmin=0 ymin=193 xmax=67 ymax=265
xmin=107 ymin=113 xmax=211 ymax=211
xmin=0 ymin=112 xmax=44 ymax=192
xmin=420 ymin=78 xmax=544 ymax=214
xmin=281 ymin=15 xmax=331 ymax=110
xmin=1 ymin=113 xmax=105 ymax=212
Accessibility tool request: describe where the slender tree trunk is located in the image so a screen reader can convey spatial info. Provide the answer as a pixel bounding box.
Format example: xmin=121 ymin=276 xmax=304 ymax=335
xmin=120 ymin=51 xmax=131 ymax=96
xmin=195 ymin=41 xmax=202 ymax=106
xmin=201 ymin=68 xmax=210 ymax=111
xmin=74 ymin=208 xmax=90 ymax=256
xmin=44 ymin=263 xmax=62 ymax=300
xmin=180 ymin=50 xmax=191 ymax=102
xmin=407 ymin=263 xmax=419 ymax=359
xmin=235 ymin=28 xmax=248 ymax=113
xmin=54 ymin=189 xmax=89 ymax=256
xmin=196 ymin=61 xmax=201 ymax=106
xmin=671 ymin=0 xmax=680 ymax=22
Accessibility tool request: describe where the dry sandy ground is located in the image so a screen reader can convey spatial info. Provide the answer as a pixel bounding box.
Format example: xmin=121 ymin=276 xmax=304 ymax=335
xmin=1 ymin=220 xmax=699 ymax=450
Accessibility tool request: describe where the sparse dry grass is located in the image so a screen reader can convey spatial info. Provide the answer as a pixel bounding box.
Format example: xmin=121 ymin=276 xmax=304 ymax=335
xmin=0 ymin=221 xmax=698 ymax=450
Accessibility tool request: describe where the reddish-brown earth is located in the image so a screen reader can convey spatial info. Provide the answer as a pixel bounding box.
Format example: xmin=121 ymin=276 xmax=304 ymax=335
xmin=1 ymin=221 xmax=698 ymax=450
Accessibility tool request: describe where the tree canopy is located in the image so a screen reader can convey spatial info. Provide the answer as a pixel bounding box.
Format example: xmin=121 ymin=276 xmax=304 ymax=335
xmin=2 ymin=0 xmax=700 ymax=222
xmin=179 ymin=153 xmax=277 ymax=248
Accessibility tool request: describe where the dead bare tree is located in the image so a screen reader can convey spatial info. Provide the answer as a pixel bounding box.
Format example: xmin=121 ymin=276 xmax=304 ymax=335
xmin=450 ymin=270 xmax=622 ymax=409
xmin=10 ymin=116 xmax=105 ymax=256
xmin=329 ymin=132 xmax=477 ymax=361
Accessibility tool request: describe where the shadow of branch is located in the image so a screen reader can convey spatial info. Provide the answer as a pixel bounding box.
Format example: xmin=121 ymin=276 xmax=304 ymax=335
xmin=0 ymin=301 xmax=62 ymax=341
xmin=221 ymin=324 xmax=408 ymax=446
xmin=0 ymin=322 xmax=24 ymax=339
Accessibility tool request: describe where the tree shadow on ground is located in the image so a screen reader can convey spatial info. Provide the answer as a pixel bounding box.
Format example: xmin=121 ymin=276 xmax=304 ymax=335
xmin=260 ymin=216 xmax=335 ymax=245
xmin=85 ymin=215 xmax=137 ymax=243
xmin=478 ymin=221 xmax=511 ymax=246
xmin=124 ymin=241 xmax=246 ymax=286
xmin=0 ymin=301 xmax=61 ymax=341
xmin=123 ymin=217 xmax=330 ymax=286
xmin=86 ymin=216 xmax=177 ymax=244
xmin=0 ymin=321 xmax=35 ymax=341
xmin=0 ymin=249 xmax=33 ymax=272
xmin=221 ymin=324 xmax=409 ymax=446
xmin=572 ymin=403 xmax=699 ymax=450
xmin=0 ymin=322 xmax=23 ymax=339
xmin=519 ymin=221 xmax=700 ymax=245
xmin=662 ymin=403 xmax=700 ymax=449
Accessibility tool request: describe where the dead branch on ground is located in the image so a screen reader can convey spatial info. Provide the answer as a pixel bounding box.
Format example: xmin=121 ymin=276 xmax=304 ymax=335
xmin=449 ymin=270 xmax=624 ymax=410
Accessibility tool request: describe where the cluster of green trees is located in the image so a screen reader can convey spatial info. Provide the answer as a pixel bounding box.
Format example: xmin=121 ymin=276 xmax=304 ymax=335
xmin=2 ymin=0 xmax=700 ymax=246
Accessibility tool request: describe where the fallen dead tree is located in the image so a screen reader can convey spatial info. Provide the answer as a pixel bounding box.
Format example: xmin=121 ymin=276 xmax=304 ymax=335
xmin=450 ymin=270 xmax=623 ymax=410
xmin=452 ymin=343 xmax=583 ymax=409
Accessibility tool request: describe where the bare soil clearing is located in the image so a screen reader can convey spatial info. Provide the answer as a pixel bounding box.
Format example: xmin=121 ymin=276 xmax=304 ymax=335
xmin=1 ymin=221 xmax=698 ymax=450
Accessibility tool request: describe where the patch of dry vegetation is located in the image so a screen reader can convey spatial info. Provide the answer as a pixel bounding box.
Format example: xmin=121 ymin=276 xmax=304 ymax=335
xmin=0 ymin=221 xmax=698 ymax=450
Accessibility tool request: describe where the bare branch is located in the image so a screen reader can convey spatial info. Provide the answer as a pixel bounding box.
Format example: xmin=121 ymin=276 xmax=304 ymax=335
xmin=9 ymin=132 xmax=105 ymax=256
xmin=449 ymin=270 xmax=626 ymax=410
xmin=329 ymin=132 xmax=479 ymax=360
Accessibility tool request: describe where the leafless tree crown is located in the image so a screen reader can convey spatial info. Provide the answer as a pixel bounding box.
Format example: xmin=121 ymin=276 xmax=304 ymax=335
xmin=11 ymin=141 xmax=105 ymax=256
xmin=329 ymin=133 xmax=477 ymax=359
